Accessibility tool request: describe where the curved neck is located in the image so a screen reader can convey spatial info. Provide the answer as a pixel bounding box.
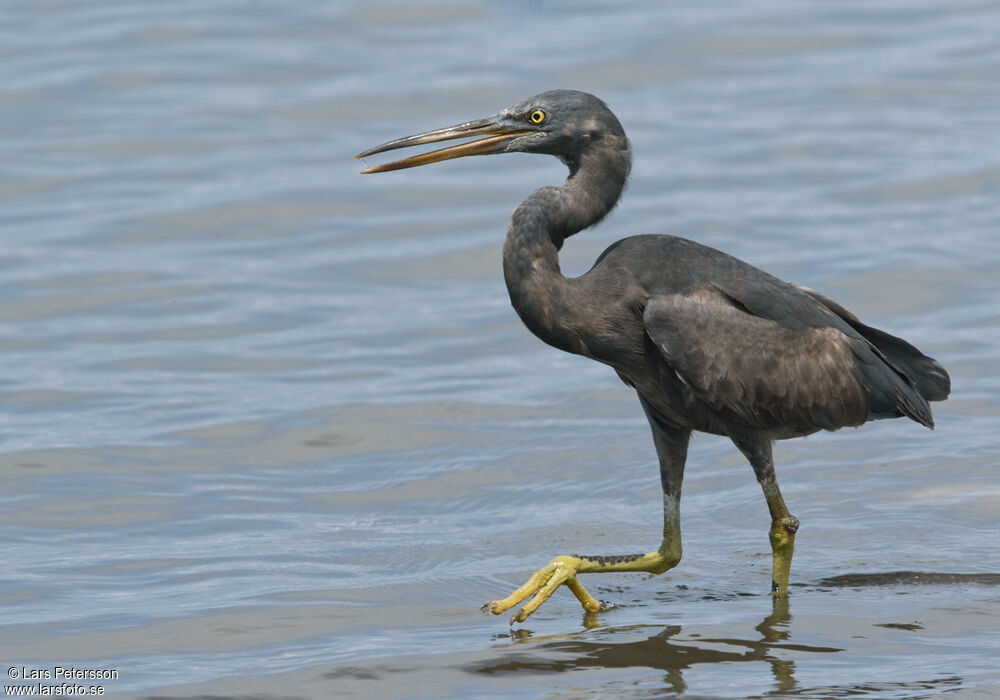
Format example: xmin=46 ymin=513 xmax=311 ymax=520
xmin=502 ymin=141 xmax=630 ymax=352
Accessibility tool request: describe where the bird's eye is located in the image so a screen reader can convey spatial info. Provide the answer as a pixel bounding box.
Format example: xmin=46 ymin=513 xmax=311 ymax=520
xmin=529 ymin=109 xmax=546 ymax=125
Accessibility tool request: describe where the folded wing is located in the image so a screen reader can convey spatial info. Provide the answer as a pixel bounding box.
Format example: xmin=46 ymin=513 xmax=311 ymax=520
xmin=643 ymin=284 xmax=936 ymax=434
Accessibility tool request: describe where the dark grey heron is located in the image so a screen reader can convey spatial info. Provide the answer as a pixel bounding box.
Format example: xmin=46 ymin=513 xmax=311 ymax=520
xmin=356 ymin=90 xmax=950 ymax=625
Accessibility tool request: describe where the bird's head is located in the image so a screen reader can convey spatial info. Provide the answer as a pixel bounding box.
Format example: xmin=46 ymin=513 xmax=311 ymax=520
xmin=356 ymin=90 xmax=628 ymax=174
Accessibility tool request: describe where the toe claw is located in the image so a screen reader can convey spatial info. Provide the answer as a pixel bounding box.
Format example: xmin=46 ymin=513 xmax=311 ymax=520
xmin=481 ymin=601 xmax=499 ymax=615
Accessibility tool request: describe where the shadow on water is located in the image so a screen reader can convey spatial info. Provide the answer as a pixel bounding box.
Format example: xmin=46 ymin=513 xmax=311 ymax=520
xmin=816 ymin=571 xmax=1000 ymax=588
xmin=472 ymin=598 xmax=828 ymax=695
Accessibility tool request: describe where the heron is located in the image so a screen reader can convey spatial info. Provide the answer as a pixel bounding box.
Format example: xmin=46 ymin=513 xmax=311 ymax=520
xmin=356 ymin=90 xmax=950 ymax=625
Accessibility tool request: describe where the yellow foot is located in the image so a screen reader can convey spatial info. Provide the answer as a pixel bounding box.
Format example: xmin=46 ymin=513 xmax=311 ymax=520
xmin=481 ymin=555 xmax=606 ymax=625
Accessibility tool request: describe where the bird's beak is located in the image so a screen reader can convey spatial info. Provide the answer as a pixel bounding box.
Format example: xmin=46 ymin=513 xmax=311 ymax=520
xmin=355 ymin=115 xmax=532 ymax=173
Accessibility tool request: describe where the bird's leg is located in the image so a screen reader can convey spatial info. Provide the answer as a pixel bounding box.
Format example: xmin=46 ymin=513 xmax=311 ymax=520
xmin=482 ymin=403 xmax=689 ymax=625
xmin=733 ymin=434 xmax=800 ymax=595
xmin=761 ymin=474 xmax=799 ymax=595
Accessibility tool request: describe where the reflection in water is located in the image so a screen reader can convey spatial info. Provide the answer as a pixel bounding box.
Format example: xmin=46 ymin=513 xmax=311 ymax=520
xmin=475 ymin=597 xmax=839 ymax=695
xmin=756 ymin=597 xmax=795 ymax=695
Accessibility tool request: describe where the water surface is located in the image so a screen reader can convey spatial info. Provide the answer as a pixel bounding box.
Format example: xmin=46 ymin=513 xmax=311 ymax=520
xmin=1 ymin=1 xmax=998 ymax=698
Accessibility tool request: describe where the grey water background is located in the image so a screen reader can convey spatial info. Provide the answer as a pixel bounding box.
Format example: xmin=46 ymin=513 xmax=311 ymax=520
xmin=1 ymin=1 xmax=998 ymax=697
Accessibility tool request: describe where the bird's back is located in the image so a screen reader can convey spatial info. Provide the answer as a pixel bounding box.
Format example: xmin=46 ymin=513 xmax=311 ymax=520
xmin=582 ymin=234 xmax=949 ymax=435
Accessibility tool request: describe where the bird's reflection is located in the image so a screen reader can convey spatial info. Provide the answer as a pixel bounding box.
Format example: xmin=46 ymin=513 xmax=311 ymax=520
xmin=476 ymin=596 xmax=839 ymax=696
xmin=756 ymin=595 xmax=795 ymax=693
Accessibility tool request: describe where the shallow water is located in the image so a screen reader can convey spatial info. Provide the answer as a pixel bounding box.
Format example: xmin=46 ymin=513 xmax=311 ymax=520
xmin=2 ymin=1 xmax=999 ymax=698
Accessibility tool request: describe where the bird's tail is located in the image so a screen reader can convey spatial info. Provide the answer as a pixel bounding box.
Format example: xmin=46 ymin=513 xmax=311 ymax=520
xmin=798 ymin=286 xmax=951 ymax=427
xmin=850 ymin=322 xmax=951 ymax=402
xmin=849 ymin=350 xmax=936 ymax=428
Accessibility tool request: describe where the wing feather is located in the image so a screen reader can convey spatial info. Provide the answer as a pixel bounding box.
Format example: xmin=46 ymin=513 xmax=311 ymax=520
xmin=793 ymin=284 xmax=951 ymax=402
xmin=644 ymin=287 xmax=885 ymax=432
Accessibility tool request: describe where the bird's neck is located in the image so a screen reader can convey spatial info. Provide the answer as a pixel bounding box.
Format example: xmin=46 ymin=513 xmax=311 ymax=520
xmin=502 ymin=143 xmax=630 ymax=352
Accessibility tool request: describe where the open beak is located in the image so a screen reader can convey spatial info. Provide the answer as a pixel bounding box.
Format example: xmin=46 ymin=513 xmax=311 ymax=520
xmin=355 ymin=115 xmax=533 ymax=173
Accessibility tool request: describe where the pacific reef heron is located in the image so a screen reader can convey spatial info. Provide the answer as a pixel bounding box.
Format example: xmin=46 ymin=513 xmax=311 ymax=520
xmin=356 ymin=90 xmax=950 ymax=625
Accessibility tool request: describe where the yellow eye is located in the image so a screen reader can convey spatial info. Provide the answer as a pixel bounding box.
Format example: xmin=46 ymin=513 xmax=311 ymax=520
xmin=529 ymin=109 xmax=546 ymax=124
